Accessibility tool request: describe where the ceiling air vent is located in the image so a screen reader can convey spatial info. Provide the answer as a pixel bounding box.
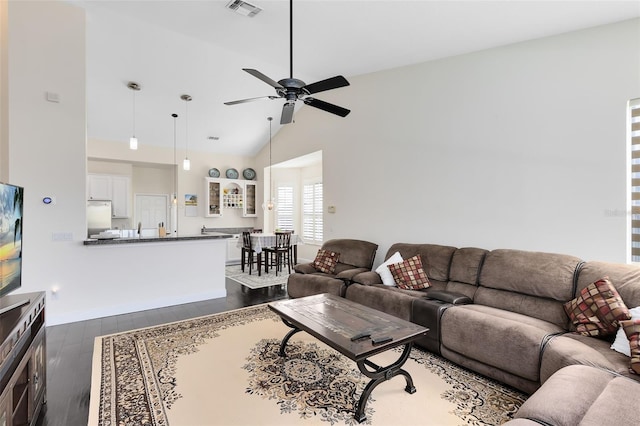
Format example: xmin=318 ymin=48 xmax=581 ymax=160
xmin=226 ymin=0 xmax=262 ymax=18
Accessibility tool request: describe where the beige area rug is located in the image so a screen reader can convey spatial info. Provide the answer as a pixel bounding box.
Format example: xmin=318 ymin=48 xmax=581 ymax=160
xmin=225 ymin=264 xmax=290 ymax=289
xmin=89 ymin=304 xmax=527 ymax=426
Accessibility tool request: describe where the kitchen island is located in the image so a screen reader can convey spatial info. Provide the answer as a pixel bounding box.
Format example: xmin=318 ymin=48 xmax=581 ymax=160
xmin=83 ymin=232 xmax=232 ymax=245
xmin=49 ymin=233 xmax=231 ymax=325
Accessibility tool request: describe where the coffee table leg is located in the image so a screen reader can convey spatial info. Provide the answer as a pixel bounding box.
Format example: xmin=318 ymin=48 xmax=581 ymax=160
xmin=278 ymin=318 xmax=301 ymax=357
xmin=354 ymin=343 xmax=416 ymax=423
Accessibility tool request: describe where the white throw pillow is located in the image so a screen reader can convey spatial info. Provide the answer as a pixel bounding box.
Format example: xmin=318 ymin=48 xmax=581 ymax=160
xmin=375 ymin=251 xmax=404 ymax=286
xmin=611 ymin=306 xmax=640 ymax=356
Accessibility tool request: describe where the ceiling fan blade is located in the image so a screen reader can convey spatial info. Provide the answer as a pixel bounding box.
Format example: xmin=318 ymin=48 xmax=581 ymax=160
xmin=224 ymin=96 xmax=279 ymax=106
xmin=304 ymin=76 xmax=350 ymax=95
xmin=280 ymin=102 xmax=295 ymax=124
xmin=303 ymin=98 xmax=350 ymax=117
xmin=243 ymin=69 xmax=284 ymax=89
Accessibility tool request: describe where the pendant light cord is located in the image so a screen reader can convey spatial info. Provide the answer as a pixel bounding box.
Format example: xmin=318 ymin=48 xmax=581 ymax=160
xmin=185 ymin=99 xmax=189 ymax=156
xmin=132 ymin=89 xmax=136 ymax=137
xmin=269 ymin=117 xmax=273 ymax=200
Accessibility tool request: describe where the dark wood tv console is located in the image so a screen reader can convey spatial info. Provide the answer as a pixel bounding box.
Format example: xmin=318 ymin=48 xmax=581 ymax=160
xmin=0 ymin=292 xmax=46 ymax=426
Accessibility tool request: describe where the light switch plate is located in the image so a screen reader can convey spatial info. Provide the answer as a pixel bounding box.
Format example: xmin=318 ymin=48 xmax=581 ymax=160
xmin=46 ymin=91 xmax=60 ymax=103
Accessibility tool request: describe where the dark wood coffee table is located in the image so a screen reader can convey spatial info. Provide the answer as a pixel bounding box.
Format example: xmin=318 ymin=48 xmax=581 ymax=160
xmin=268 ymin=293 xmax=428 ymax=423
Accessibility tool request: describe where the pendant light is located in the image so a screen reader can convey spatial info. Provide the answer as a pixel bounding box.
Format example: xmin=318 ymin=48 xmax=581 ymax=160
xmin=127 ymin=82 xmax=140 ymax=150
xmin=263 ymin=117 xmax=276 ymax=211
xmin=172 ymin=113 xmax=178 ymax=205
xmin=181 ymin=94 xmax=192 ymax=171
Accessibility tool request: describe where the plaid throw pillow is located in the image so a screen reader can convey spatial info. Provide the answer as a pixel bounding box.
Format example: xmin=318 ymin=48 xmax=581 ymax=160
xmin=564 ymin=277 xmax=631 ymax=337
xmin=622 ymin=319 xmax=640 ymax=374
xmin=387 ymin=255 xmax=430 ymax=290
xmin=312 ymin=249 xmax=340 ymax=274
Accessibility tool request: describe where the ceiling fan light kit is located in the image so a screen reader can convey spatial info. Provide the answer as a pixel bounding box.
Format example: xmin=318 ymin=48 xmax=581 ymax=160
xmin=225 ymin=0 xmax=351 ymax=125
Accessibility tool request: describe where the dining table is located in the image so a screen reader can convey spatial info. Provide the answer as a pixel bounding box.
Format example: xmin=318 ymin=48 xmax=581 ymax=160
xmin=237 ymin=233 xmax=304 ymax=270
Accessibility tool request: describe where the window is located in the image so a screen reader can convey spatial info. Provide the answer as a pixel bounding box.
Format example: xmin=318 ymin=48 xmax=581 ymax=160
xmin=630 ymin=99 xmax=640 ymax=261
xmin=303 ymin=181 xmax=323 ymax=244
xmin=276 ymin=185 xmax=294 ymax=231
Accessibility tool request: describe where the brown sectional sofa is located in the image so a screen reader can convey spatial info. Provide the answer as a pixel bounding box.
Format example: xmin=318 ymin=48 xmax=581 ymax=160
xmin=288 ymin=241 xmax=640 ymax=424
xmin=344 ymin=243 xmax=640 ymax=394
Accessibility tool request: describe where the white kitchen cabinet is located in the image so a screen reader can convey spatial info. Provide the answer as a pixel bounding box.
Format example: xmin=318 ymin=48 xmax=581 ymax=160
xmin=87 ymin=174 xmax=131 ymax=218
xmin=205 ymin=178 xmax=222 ymax=217
xmin=205 ymin=177 xmax=258 ymax=218
xmin=243 ymin=181 xmax=258 ymax=217
xmin=226 ymin=237 xmax=241 ymax=265
xmin=111 ymin=176 xmax=131 ymax=218
xmin=87 ymin=174 xmax=112 ymax=200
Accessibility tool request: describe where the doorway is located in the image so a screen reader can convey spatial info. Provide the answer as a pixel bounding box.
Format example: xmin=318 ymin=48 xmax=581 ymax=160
xmin=135 ymin=194 xmax=169 ymax=230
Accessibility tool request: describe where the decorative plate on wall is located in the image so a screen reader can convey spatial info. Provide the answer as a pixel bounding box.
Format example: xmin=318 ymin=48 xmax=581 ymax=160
xmin=243 ymin=168 xmax=256 ymax=180
xmin=208 ymin=168 xmax=220 ymax=178
xmin=226 ymin=168 xmax=239 ymax=179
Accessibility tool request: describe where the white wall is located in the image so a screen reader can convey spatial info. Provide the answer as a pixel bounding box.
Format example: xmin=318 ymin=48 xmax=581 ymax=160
xmin=262 ymin=19 xmax=640 ymax=265
xmin=5 ymin=2 xmax=227 ymax=325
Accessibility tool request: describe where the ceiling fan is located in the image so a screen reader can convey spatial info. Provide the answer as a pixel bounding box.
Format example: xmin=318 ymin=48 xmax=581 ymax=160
xmin=224 ymin=0 xmax=351 ymax=125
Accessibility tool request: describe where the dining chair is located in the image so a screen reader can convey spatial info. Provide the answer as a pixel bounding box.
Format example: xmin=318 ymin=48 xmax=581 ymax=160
xmin=263 ymin=231 xmax=292 ymax=276
xmin=241 ymin=231 xmax=261 ymax=276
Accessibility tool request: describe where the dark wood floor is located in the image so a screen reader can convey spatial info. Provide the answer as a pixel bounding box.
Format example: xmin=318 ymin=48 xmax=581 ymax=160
xmin=35 ymin=278 xmax=288 ymax=426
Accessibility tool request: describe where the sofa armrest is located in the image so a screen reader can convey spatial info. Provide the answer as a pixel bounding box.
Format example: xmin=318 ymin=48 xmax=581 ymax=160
xmin=294 ymin=263 xmax=317 ymax=274
xmin=336 ymin=267 xmax=369 ymax=281
xmin=425 ymin=290 xmax=472 ymax=305
xmin=351 ymin=271 xmax=383 ymax=285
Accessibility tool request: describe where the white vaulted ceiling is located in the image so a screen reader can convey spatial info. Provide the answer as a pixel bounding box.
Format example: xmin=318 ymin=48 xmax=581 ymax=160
xmin=76 ymin=0 xmax=640 ymax=156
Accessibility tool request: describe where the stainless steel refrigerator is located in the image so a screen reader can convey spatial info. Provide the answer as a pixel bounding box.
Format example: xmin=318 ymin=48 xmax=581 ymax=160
xmin=87 ymin=200 xmax=112 ymax=237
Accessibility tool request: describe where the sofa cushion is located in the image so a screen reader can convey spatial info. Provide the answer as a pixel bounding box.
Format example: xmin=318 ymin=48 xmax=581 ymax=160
xmin=512 ymin=365 xmax=640 ymax=426
xmin=345 ymin=283 xmax=417 ymax=322
xmin=386 ymin=243 xmax=456 ymax=282
xmin=293 ymin=263 xmax=317 ymax=274
xmin=479 ymin=249 xmax=582 ymax=301
xmin=440 ymin=304 xmax=564 ymax=382
xmin=622 ymin=319 xmax=640 ymax=374
xmin=375 ymin=251 xmax=403 ymax=286
xmin=388 ymin=255 xmax=430 ymax=290
xmin=321 ymin=239 xmax=378 ymax=270
xmin=448 ymin=247 xmax=487 ymax=285
xmin=539 ymin=333 xmax=635 ymax=384
xmin=286 ymin=273 xmax=347 ymax=298
xmin=564 ymin=277 xmax=631 ymax=337
xmin=577 ymin=261 xmax=640 ymax=310
xmin=312 ymin=248 xmax=340 ymax=274
xmin=612 ymin=306 xmax=640 ymax=356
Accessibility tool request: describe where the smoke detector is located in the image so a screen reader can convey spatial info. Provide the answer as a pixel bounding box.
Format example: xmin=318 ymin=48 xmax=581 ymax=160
xmin=225 ymin=0 xmax=262 ymax=17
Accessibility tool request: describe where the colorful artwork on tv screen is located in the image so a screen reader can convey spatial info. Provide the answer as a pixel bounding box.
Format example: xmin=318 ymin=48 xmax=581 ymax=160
xmin=0 ymin=182 xmax=23 ymax=297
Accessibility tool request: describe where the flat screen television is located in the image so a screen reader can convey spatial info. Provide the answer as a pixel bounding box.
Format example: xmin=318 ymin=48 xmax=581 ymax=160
xmin=0 ymin=182 xmax=27 ymax=314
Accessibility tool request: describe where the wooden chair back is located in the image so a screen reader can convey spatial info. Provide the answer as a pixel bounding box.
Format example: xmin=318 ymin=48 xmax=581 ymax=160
xmin=274 ymin=231 xmax=291 ymax=249
xmin=242 ymin=231 xmax=252 ymax=249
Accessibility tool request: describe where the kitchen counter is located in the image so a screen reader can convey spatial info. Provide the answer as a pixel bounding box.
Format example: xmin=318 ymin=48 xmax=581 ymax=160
xmin=83 ymin=232 xmax=232 ymax=246
xmin=66 ymin=233 xmax=228 ymax=325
